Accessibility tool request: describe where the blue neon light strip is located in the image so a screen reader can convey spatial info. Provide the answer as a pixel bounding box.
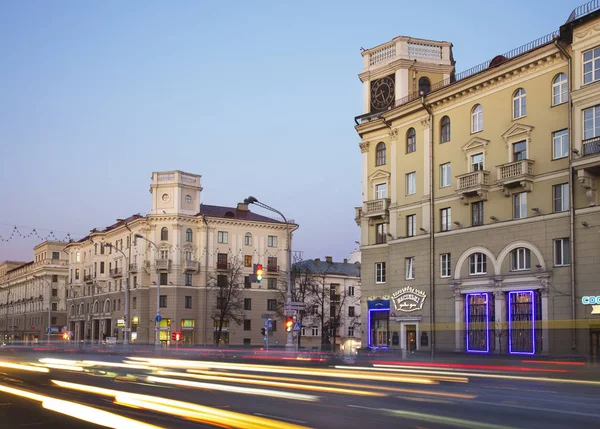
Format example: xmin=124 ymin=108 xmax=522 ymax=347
xmin=367 ymin=308 xmax=389 ymax=347
xmin=465 ymin=293 xmax=489 ymax=353
xmin=508 ymin=290 xmax=535 ymax=355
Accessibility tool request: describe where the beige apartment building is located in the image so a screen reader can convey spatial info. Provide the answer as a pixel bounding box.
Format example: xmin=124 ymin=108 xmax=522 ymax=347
xmin=0 ymin=241 xmax=69 ymax=344
xmin=66 ymin=170 xmax=298 ymax=347
xmin=354 ymin=3 xmax=600 ymax=359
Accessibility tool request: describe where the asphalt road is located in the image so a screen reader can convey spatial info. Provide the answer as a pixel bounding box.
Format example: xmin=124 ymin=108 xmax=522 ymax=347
xmin=0 ymin=350 xmax=599 ymax=429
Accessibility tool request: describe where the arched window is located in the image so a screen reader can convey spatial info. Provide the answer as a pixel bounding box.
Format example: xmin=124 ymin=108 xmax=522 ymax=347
xmin=513 ymin=88 xmax=526 ymax=119
xmin=93 ymin=301 xmax=99 ymax=313
xmin=440 ymin=116 xmax=451 ymax=143
xmin=511 ymin=247 xmax=531 ymax=271
xmin=245 ymin=233 xmax=252 ymax=246
xmin=472 ymin=104 xmax=483 ymax=133
xmin=375 ymin=142 xmax=386 ymax=166
xmin=552 ymin=73 xmax=567 ymax=106
xmin=70 ymin=305 xmax=75 ymax=316
xmin=104 ymin=299 xmax=111 ymax=313
xmin=79 ymin=303 xmax=84 ymax=315
xmin=186 ymin=228 xmax=193 ymax=242
xmin=406 ymin=128 xmax=416 ymax=153
xmin=418 ymin=76 xmax=431 ymax=95
xmin=161 ymin=227 xmax=168 ymax=241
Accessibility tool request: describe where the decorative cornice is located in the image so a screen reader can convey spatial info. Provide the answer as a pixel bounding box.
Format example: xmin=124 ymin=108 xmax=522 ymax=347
xmin=575 ymin=23 xmax=600 ymax=40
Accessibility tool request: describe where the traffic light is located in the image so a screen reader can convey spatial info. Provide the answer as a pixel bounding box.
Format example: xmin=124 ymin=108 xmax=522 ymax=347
xmin=62 ymin=332 xmax=69 ymax=340
xmin=285 ymin=316 xmax=293 ymax=332
xmin=255 ymin=264 xmax=263 ymax=282
xmin=261 ymin=327 xmax=266 ymax=336
xmin=171 ymin=332 xmax=182 ymax=342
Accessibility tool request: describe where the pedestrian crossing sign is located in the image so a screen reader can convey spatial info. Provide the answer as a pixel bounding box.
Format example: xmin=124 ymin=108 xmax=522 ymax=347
xmin=292 ymin=322 xmax=301 ymax=332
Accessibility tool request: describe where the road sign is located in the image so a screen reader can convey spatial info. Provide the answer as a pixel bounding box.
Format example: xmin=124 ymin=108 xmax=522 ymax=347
xmin=122 ymin=328 xmax=131 ymax=332
xmin=261 ymin=314 xmax=274 ymax=319
xmin=47 ymin=327 xmax=52 ymax=334
xmin=285 ymin=302 xmax=307 ymax=309
xmin=267 ymin=319 xmax=273 ymax=330
xmin=292 ymin=322 xmax=301 ymax=332
xmin=155 ymin=315 xmax=162 ymax=323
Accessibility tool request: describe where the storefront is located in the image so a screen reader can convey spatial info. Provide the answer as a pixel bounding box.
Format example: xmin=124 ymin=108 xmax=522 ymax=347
xmin=181 ymin=319 xmax=195 ymax=345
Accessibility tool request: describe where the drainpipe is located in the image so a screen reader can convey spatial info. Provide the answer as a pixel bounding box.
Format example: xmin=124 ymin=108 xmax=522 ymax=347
xmin=554 ymin=37 xmax=575 ymax=352
xmin=202 ymin=215 xmax=209 ymax=347
xmin=421 ymin=96 xmax=435 ymax=359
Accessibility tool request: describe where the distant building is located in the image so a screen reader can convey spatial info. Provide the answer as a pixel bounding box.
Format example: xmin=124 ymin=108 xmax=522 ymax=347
xmin=66 ymin=170 xmax=298 ymax=346
xmin=292 ymin=256 xmax=361 ymax=353
xmin=0 ymin=241 xmax=69 ymax=344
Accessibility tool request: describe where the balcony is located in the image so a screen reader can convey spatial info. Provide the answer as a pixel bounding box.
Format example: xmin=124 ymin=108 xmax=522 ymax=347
xmin=573 ymin=137 xmax=600 ymax=206
xmin=129 ymin=263 xmax=138 ymax=273
xmin=84 ymin=275 xmax=93 ymax=284
xmin=456 ymin=170 xmax=490 ymax=203
xmin=156 ymin=259 xmax=171 ymax=271
xmin=184 ymin=260 xmax=199 ymax=272
xmin=110 ymin=268 xmax=123 ymax=278
xmin=217 ymin=261 xmax=229 ymax=270
xmin=360 ymin=198 xmax=391 ymax=224
xmin=495 ymin=159 xmax=534 ymax=193
xmin=583 ymin=137 xmax=600 ymax=157
xmin=267 ymin=265 xmax=279 ymax=273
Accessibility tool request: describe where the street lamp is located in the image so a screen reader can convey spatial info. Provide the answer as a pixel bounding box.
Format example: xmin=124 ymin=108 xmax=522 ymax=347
xmin=244 ymin=196 xmax=294 ymax=350
xmin=134 ymin=233 xmax=161 ymax=346
xmin=33 ymin=275 xmax=52 ymax=345
xmin=104 ymin=243 xmax=130 ymax=345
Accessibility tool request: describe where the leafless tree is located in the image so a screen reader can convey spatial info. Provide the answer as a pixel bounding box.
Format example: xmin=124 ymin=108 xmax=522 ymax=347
xmin=207 ymin=256 xmax=245 ymax=346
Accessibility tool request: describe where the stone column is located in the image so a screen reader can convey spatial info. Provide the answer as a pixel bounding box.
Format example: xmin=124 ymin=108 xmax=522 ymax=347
xmin=494 ymin=290 xmax=506 ymax=354
xmin=541 ymin=288 xmax=549 ymax=355
xmin=452 ymin=286 xmax=464 ymax=352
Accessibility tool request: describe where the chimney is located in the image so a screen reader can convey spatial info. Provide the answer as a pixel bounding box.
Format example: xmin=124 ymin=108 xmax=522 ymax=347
xmin=343 ymin=259 xmax=348 ymax=264
xmin=325 ymin=256 xmax=333 ymax=264
xmin=314 ymin=258 xmax=320 ymax=265
xmin=237 ymin=202 xmax=249 ymax=211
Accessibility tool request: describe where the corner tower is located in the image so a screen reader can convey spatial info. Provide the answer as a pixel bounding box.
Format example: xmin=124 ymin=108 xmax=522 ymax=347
xmin=150 ymin=170 xmax=202 ymax=216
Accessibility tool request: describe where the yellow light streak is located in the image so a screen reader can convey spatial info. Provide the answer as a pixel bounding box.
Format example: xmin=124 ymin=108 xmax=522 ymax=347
xmin=156 ymin=370 xmax=386 ymax=397
xmin=82 ymin=360 xmax=153 ymax=370
xmin=52 ymin=380 xmax=312 ymax=429
xmin=0 ymin=361 xmax=49 ymax=373
xmin=34 ymin=363 xmax=84 ymax=372
xmin=146 ymin=375 xmax=320 ymax=401
xmin=0 ymin=383 xmax=162 ymax=429
xmin=39 ymin=358 xmax=81 ymax=366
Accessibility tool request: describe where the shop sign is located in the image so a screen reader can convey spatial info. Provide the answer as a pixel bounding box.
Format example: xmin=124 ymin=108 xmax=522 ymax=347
xmin=117 ymin=319 xmax=126 ymax=327
xmin=392 ymin=286 xmax=426 ymax=313
xmin=582 ymin=296 xmax=600 ymax=314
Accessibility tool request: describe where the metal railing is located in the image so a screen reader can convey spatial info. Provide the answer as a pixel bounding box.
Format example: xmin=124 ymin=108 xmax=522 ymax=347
xmin=583 ymin=136 xmax=600 ymax=156
xmin=566 ymin=0 xmax=600 ymax=23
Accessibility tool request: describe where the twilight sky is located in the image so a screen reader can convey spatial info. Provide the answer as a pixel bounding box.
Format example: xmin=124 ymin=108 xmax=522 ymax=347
xmin=0 ymin=0 xmax=582 ymax=262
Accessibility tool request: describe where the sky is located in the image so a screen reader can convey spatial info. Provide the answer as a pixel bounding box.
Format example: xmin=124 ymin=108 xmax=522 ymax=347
xmin=0 ymin=0 xmax=584 ymax=262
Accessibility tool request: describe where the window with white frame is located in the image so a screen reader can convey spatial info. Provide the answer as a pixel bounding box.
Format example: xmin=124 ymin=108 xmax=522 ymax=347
xmin=472 ymin=104 xmax=483 ymax=133
xmin=440 ymin=163 xmax=451 ymax=188
xmin=406 ymin=214 xmax=416 ymax=237
xmin=513 ymin=140 xmax=527 ymax=161
xmin=348 ymin=285 xmax=355 ymax=296
xmin=513 ymin=88 xmax=526 ymax=119
xmin=552 ymin=73 xmax=567 ymax=106
xmin=511 ymin=247 xmax=531 ymax=271
xmin=513 ymin=192 xmax=527 ymax=220
xmin=375 ymin=262 xmax=386 ymax=283
xmin=583 ymin=47 xmax=600 ymax=85
xmin=312 ymin=327 xmax=319 ymax=337
xmin=553 ymin=183 xmax=569 ymax=212
xmin=440 ymin=253 xmax=451 ymax=278
xmin=583 ymin=105 xmax=600 ymax=140
xmin=301 ymin=327 xmax=306 ymax=336
xmin=348 ymin=326 xmax=355 ymax=337
xmin=405 ymin=257 xmax=415 ymax=280
xmin=406 ymin=128 xmax=416 ymax=153
xmin=217 ymin=231 xmax=228 ymax=244
xmin=440 ymin=207 xmax=451 ymax=232
xmin=440 ymin=116 xmax=451 ymax=143
xmin=376 ymin=223 xmax=387 ymax=244
xmin=552 ymin=129 xmax=569 ymax=159
xmin=268 ymin=235 xmax=277 ymax=247
xmin=469 ymin=253 xmax=487 ymax=275
xmin=554 ymin=238 xmax=571 ymax=266
xmin=406 ymin=172 xmax=416 ymax=195
xmin=471 ymin=153 xmax=484 ymax=171
xmin=185 ymin=251 xmax=192 ymax=261
xmin=376 ymin=183 xmax=387 ymax=199
xmin=376 ymin=142 xmax=386 ymax=166
xmin=245 ymin=232 xmax=252 ymax=246
xmin=471 ymin=201 xmax=484 ymax=226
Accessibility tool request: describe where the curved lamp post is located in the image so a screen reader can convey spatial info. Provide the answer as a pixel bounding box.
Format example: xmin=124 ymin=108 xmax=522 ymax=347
xmin=134 ymin=234 xmax=161 ymax=346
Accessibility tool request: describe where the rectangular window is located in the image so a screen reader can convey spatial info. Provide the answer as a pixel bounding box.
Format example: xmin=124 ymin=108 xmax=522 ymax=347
xmin=267 ymin=257 xmax=277 ymax=272
xmin=159 ymin=295 xmax=167 ymax=308
xmin=440 ymin=163 xmax=451 ymax=188
xmin=185 ymin=273 xmax=192 ymax=286
xmin=160 ymin=273 xmax=168 ymax=285
xmin=471 ymin=153 xmax=484 ymax=172
xmin=100 ymin=245 xmax=105 ymax=255
xmin=100 ymin=262 xmax=105 ymax=274
xmin=348 ymin=326 xmax=355 ymax=337
xmin=513 ymin=192 xmax=527 ymax=220
xmin=52 ymin=288 xmax=58 ymax=297
xmin=406 ymin=172 xmax=416 ymax=195
xmin=469 ymin=253 xmax=487 ymax=275
xmin=267 ymin=299 xmax=277 ymax=311
xmin=312 ymin=327 xmax=319 ymax=337
xmin=554 ymin=238 xmax=571 ymax=266
xmin=348 ymin=306 xmax=355 ymax=317
xmin=76 ymin=252 xmax=81 ymax=263
xmin=583 ymin=105 xmax=600 ymax=140
xmin=216 ymin=297 xmax=224 ymax=309
xmin=244 ymin=255 xmax=252 ymax=267
xmin=244 ymin=320 xmax=251 ymax=331
xmin=217 ymin=231 xmax=228 ymax=244
xmin=583 ymin=47 xmax=600 ymax=85
xmin=217 ymin=253 xmax=228 ymax=269
xmin=552 ymin=129 xmax=569 ymax=160
xmin=51 ymin=303 xmax=57 ymax=311
xmin=513 ymin=140 xmax=527 ymax=161
xmin=348 ymin=286 xmax=355 ymax=296
xmin=375 ymin=262 xmax=386 ymax=284
xmin=267 ymin=278 xmax=277 ymax=290
xmin=133 ymin=297 xmax=137 ymax=309
xmin=217 ymin=275 xmax=227 ymax=287
xmin=405 ymin=257 xmax=415 ymax=280
xmin=472 ymin=201 xmax=484 ymax=226
xmin=406 ymin=214 xmax=416 ymax=237
xmin=185 ymin=251 xmax=192 ymax=261
xmin=133 ymin=275 xmax=137 ymax=288
xmin=553 ymin=183 xmax=569 ymax=212
xmin=75 ymin=269 xmax=80 ymax=280
xmin=271 ymin=320 xmax=277 ymax=331
xmin=244 ymin=298 xmax=252 ymax=311
xmin=268 ymin=236 xmax=277 ymax=247
xmin=244 ymin=276 xmax=251 ymax=289
xmin=440 ymin=208 xmax=451 ymax=232
xmin=511 ymin=248 xmax=531 ymax=271
xmin=52 ymin=251 xmax=60 ymax=260
xmin=375 ymin=183 xmax=387 ymax=199
xmin=375 ymin=223 xmax=387 ymax=244
xmin=51 ymin=317 xmax=57 ymax=325
xmin=441 ymin=253 xmax=451 ymax=278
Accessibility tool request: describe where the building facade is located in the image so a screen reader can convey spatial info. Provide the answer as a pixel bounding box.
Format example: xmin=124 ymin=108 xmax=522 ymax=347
xmin=0 ymin=241 xmax=69 ymax=344
xmin=292 ymin=256 xmax=362 ymax=353
xmin=355 ymin=3 xmax=600 ymax=359
xmin=66 ymin=170 xmax=298 ymax=347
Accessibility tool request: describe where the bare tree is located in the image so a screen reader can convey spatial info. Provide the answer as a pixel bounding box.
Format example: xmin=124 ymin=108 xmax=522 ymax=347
xmin=208 ymin=256 xmax=245 ymax=346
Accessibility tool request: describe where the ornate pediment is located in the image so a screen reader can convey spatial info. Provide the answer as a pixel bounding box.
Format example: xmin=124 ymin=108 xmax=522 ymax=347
xmin=501 ymin=123 xmax=534 ymax=142
xmin=461 ymin=136 xmax=490 ymax=156
xmin=368 ymin=169 xmax=391 ymax=182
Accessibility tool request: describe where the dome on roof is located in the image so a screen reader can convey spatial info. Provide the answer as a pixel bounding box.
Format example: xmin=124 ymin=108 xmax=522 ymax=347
xmin=488 ymin=55 xmax=509 ymax=68
xmin=224 ymin=211 xmax=235 ymax=218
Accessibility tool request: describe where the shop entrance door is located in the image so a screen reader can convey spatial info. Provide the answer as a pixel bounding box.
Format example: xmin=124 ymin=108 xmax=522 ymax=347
xmin=406 ymin=325 xmax=417 ymax=352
